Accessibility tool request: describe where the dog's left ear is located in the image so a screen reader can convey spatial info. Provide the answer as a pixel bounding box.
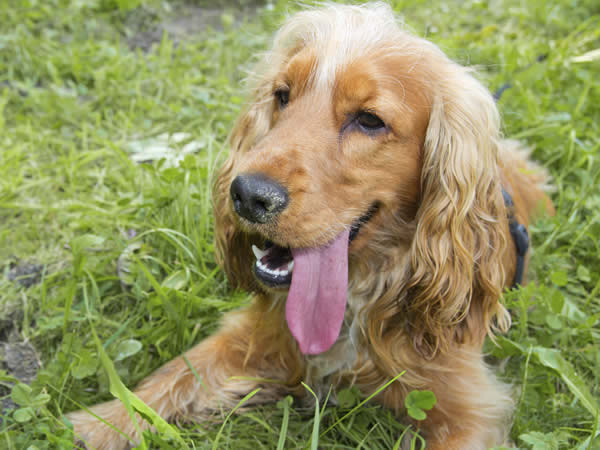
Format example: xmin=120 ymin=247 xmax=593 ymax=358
xmin=406 ymin=66 xmax=510 ymax=356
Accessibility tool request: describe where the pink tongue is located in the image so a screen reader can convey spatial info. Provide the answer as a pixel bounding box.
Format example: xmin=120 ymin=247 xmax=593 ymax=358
xmin=286 ymin=230 xmax=349 ymax=355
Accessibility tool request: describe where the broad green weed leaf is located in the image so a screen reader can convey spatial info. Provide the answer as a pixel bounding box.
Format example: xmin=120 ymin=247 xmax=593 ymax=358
xmin=13 ymin=407 xmax=34 ymax=423
xmin=532 ymin=347 xmax=600 ymax=419
xmin=337 ymin=386 xmax=360 ymax=409
xmin=550 ymin=271 xmax=568 ymax=287
xmin=577 ymin=265 xmax=591 ymax=282
xmin=70 ymin=234 xmax=106 ymax=253
xmin=127 ymin=133 xmax=204 ymax=168
xmin=545 ymin=314 xmax=562 ymax=330
xmin=406 ymin=405 xmax=427 ymax=421
xmin=505 ymin=340 xmax=600 ymax=419
xmin=0 ymin=370 xmax=18 ymax=383
xmin=30 ymin=392 xmax=50 ymax=408
xmin=115 ymin=339 xmax=143 ymax=362
xmin=71 ymin=350 xmax=98 ymax=379
xmin=160 ymin=167 xmax=183 ymax=183
xmin=405 ymin=390 xmax=436 ymax=421
xmin=490 ymin=336 xmax=523 ymax=357
xmin=117 ymin=240 xmax=143 ymax=287
xmin=562 ymin=298 xmax=587 ymax=323
xmin=70 ymin=234 xmax=107 ymax=275
xmin=520 ymin=431 xmax=559 ymax=450
xmin=63 ymin=414 xmax=73 ymax=429
xmin=161 ymin=270 xmax=188 ymax=290
xmin=11 ymin=383 xmax=32 ymax=406
xmin=520 ymin=430 xmax=569 ymax=450
xmin=549 ymin=289 xmax=564 ymax=314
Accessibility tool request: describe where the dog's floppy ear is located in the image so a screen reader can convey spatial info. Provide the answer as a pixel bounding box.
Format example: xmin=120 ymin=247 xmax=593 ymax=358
xmin=212 ymin=155 xmax=255 ymax=291
xmin=212 ymin=23 xmax=310 ymax=290
xmin=212 ymin=85 xmax=274 ymax=291
xmin=212 ymin=30 xmax=298 ymax=291
xmin=405 ymin=66 xmax=510 ymax=357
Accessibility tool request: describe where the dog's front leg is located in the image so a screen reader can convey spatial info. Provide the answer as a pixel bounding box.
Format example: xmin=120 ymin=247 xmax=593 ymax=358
xmin=68 ymin=301 xmax=302 ymax=450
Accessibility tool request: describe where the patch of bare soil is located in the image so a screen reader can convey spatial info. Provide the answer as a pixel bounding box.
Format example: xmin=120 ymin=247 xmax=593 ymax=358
xmin=7 ymin=261 xmax=44 ymax=288
xmin=1 ymin=336 xmax=41 ymax=419
xmin=1 ymin=262 xmax=43 ymax=423
xmin=127 ymin=2 xmax=266 ymax=52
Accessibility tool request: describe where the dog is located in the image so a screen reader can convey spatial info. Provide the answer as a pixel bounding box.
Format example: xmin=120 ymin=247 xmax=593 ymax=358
xmin=68 ymin=3 xmax=554 ymax=449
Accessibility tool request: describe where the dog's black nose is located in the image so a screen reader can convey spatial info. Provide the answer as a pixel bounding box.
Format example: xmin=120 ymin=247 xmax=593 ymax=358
xmin=230 ymin=174 xmax=289 ymax=224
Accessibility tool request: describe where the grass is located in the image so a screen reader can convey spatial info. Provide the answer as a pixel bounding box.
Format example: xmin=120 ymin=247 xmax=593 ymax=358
xmin=0 ymin=0 xmax=599 ymax=448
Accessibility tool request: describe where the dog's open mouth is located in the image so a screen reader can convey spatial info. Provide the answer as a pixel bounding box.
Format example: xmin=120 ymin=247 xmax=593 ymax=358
xmin=251 ymin=203 xmax=379 ymax=355
xmin=252 ymin=203 xmax=378 ymax=287
xmin=252 ymin=242 xmax=294 ymax=286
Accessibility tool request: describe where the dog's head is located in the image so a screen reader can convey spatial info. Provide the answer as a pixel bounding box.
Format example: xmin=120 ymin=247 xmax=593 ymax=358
xmin=213 ymin=3 xmax=509 ymax=359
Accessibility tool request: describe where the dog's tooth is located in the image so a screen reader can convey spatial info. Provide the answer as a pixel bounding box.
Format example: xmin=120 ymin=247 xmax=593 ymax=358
xmin=252 ymin=244 xmax=267 ymax=260
xmin=288 ymin=261 xmax=294 ymax=271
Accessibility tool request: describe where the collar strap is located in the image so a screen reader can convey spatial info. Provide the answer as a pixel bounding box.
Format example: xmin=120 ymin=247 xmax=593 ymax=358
xmin=502 ymin=188 xmax=530 ymax=288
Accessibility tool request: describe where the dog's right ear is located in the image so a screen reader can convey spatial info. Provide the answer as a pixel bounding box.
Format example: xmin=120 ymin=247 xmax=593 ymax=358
xmin=212 ymin=19 xmax=310 ymax=289
xmin=212 ymin=155 xmax=252 ymax=291
xmin=211 ymin=78 xmax=275 ymax=291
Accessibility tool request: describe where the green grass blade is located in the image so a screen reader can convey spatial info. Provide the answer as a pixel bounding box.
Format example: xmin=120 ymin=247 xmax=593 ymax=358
xmin=183 ymin=355 xmax=208 ymax=392
xmin=393 ymin=425 xmax=413 ymax=450
xmin=212 ymin=388 xmax=262 ymax=450
xmin=320 ymin=371 xmax=406 ymax=438
xmin=576 ymin=415 xmax=600 ymax=450
xmin=81 ymin=275 xmax=187 ymax=449
xmin=301 ymin=382 xmax=320 ymax=450
xmin=91 ymin=327 xmax=188 ymax=449
xmin=276 ymin=397 xmax=291 ymax=450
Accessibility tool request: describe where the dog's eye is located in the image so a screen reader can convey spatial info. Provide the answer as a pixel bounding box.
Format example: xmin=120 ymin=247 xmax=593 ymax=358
xmin=356 ymin=112 xmax=386 ymax=132
xmin=275 ymin=89 xmax=290 ymax=108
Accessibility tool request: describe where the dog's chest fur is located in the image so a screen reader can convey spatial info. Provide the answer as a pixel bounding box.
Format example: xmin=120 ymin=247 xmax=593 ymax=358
xmin=303 ymin=290 xmax=368 ymax=385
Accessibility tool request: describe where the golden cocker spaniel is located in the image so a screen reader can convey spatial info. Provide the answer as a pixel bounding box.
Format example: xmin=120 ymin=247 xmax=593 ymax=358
xmin=69 ymin=3 xmax=554 ymax=449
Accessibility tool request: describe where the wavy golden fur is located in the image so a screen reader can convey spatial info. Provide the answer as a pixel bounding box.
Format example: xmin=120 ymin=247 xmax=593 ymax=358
xmin=69 ymin=3 xmax=554 ymax=449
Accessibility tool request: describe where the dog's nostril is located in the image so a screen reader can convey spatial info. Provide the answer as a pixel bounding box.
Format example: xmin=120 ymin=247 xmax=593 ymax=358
xmin=232 ymin=191 xmax=241 ymax=206
xmin=230 ymin=174 xmax=289 ymax=224
xmin=254 ymin=199 xmax=268 ymax=213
